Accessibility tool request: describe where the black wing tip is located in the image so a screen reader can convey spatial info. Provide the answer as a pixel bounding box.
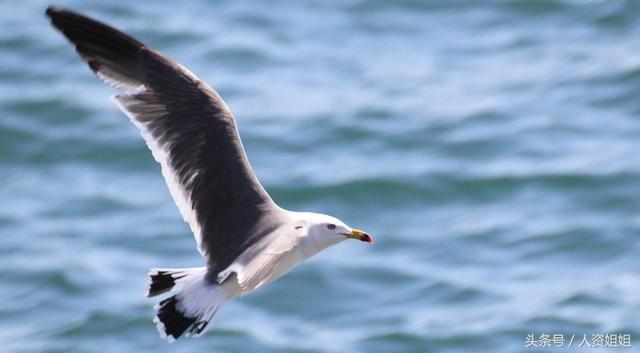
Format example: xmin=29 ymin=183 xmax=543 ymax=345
xmin=45 ymin=6 xmax=65 ymax=28
xmin=45 ymin=5 xmax=91 ymax=34
xmin=45 ymin=4 xmax=148 ymax=88
xmin=44 ymin=5 xmax=144 ymax=45
xmin=45 ymin=5 xmax=76 ymax=23
xmin=45 ymin=5 xmax=59 ymax=18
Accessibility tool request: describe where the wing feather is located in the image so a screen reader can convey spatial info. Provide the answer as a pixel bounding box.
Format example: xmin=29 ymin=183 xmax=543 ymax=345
xmin=47 ymin=7 xmax=286 ymax=274
xmin=218 ymin=224 xmax=304 ymax=295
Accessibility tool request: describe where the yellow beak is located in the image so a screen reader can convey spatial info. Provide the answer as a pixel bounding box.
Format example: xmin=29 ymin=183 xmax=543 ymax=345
xmin=343 ymin=229 xmax=374 ymax=243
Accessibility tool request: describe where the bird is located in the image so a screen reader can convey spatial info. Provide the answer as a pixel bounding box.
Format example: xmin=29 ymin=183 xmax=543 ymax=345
xmin=45 ymin=6 xmax=373 ymax=342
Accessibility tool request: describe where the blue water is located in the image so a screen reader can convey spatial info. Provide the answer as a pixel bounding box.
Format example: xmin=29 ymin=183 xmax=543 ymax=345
xmin=2 ymin=1 xmax=640 ymax=352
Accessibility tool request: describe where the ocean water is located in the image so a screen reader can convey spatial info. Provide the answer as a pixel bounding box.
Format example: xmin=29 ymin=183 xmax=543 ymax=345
xmin=2 ymin=1 xmax=640 ymax=352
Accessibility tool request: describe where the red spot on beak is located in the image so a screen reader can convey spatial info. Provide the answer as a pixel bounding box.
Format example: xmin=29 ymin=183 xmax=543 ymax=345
xmin=360 ymin=233 xmax=373 ymax=243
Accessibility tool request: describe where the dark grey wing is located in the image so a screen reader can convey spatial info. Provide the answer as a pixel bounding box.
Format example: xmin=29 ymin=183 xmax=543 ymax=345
xmin=46 ymin=7 xmax=285 ymax=274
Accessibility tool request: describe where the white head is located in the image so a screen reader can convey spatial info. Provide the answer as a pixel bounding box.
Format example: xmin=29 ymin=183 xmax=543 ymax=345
xmin=294 ymin=212 xmax=373 ymax=253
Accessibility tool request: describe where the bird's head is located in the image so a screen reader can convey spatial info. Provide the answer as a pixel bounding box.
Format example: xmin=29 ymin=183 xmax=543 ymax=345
xmin=301 ymin=213 xmax=373 ymax=245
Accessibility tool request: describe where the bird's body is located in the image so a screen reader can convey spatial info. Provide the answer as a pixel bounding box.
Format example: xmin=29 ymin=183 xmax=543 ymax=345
xmin=46 ymin=6 xmax=372 ymax=342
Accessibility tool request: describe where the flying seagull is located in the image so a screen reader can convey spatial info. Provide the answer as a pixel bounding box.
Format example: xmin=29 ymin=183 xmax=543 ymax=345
xmin=46 ymin=6 xmax=373 ymax=342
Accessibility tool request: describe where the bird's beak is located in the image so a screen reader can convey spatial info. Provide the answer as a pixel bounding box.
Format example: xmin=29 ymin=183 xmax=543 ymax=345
xmin=343 ymin=229 xmax=373 ymax=243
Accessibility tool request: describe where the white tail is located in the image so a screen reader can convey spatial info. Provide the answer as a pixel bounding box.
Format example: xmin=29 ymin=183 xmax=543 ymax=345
xmin=147 ymin=267 xmax=225 ymax=342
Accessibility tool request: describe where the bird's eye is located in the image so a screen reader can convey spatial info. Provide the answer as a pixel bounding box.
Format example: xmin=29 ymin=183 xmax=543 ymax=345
xmin=327 ymin=224 xmax=336 ymax=230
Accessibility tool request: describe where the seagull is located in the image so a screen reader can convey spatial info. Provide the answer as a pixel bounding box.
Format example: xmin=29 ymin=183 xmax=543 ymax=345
xmin=46 ymin=6 xmax=373 ymax=342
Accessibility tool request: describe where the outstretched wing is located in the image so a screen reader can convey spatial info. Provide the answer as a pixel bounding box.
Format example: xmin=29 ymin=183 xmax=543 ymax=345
xmin=46 ymin=7 xmax=285 ymax=274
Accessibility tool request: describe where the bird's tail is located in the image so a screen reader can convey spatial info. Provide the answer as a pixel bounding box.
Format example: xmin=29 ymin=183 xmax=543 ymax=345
xmin=146 ymin=267 xmax=225 ymax=342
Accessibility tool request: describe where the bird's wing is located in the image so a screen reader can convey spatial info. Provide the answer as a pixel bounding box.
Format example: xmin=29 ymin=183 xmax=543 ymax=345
xmin=46 ymin=7 xmax=285 ymax=273
xmin=217 ymin=223 xmax=304 ymax=295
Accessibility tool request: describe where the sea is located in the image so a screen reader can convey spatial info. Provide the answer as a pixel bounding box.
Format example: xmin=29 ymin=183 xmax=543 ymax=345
xmin=2 ymin=1 xmax=640 ymax=352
